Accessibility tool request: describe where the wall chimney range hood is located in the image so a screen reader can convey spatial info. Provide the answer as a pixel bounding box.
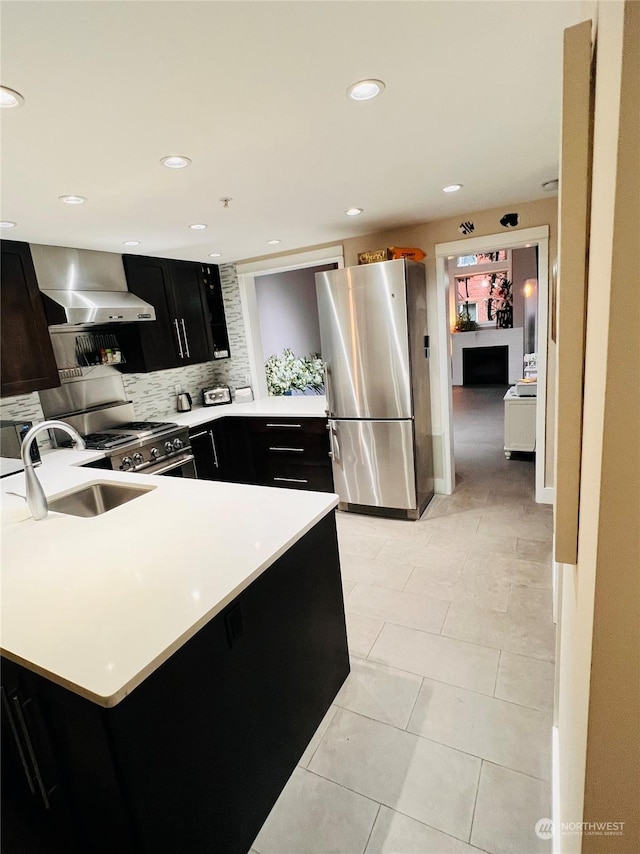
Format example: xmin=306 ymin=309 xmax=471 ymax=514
xmin=30 ymin=244 xmax=156 ymax=326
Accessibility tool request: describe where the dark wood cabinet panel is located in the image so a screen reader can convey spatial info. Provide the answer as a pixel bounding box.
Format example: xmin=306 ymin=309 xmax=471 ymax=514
xmin=1 ymin=515 xmax=348 ymax=854
xmin=170 ymin=261 xmax=212 ymax=364
xmin=118 ymin=255 xmax=180 ymax=372
xmin=190 ymin=417 xmax=254 ymax=484
xmin=247 ymin=417 xmax=334 ymax=492
xmin=200 ymin=264 xmax=230 ymax=358
xmin=1 ymin=240 xmax=60 ymax=397
xmin=191 ymin=416 xmax=333 ymax=493
xmin=119 ymin=255 xmax=228 ymax=373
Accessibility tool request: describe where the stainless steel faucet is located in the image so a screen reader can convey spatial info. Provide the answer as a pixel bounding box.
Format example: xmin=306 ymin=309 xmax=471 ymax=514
xmin=20 ymin=421 xmax=86 ymax=520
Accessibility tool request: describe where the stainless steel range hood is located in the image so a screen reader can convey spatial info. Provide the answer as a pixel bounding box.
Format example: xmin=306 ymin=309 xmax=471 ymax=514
xmin=30 ymin=244 xmax=156 ymax=326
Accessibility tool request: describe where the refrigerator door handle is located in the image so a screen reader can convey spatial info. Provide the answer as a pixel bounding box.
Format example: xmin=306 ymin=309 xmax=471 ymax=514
xmin=329 ymin=422 xmax=341 ymax=463
xmin=323 ymin=363 xmax=332 ymax=416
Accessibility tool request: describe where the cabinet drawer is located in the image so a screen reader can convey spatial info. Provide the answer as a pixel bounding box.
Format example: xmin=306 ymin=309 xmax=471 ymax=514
xmin=249 ymin=418 xmax=330 ymax=465
xmin=263 ymin=462 xmax=334 ymax=493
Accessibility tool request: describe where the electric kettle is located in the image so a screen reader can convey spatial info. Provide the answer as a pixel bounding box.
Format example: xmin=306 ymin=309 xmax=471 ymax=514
xmin=176 ymin=392 xmax=192 ymax=412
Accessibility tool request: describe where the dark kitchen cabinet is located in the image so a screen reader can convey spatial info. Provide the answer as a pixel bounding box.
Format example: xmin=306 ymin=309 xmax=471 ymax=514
xmin=248 ymin=417 xmax=334 ymax=492
xmin=0 ymin=240 xmax=60 ymax=398
xmin=117 ymin=255 xmax=225 ymax=373
xmin=1 ymin=514 xmax=348 ymax=854
xmin=200 ymin=263 xmax=230 ymax=359
xmin=190 ymin=417 xmax=254 ymax=484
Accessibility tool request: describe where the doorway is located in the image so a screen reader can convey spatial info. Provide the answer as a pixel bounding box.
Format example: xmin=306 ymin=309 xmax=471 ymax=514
xmin=236 ymin=246 xmax=344 ymax=399
xmin=435 ymin=226 xmax=551 ymax=504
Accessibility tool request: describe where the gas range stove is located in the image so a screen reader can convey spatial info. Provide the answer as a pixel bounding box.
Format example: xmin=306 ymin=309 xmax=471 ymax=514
xmin=84 ymin=422 xmax=192 ymax=474
xmin=50 ymin=405 xmax=194 ymax=476
xmin=82 ymin=421 xmax=179 ymax=451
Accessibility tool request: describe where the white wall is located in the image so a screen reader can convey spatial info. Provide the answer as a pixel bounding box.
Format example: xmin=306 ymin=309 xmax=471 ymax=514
xmin=255 ymin=264 xmax=334 ymax=359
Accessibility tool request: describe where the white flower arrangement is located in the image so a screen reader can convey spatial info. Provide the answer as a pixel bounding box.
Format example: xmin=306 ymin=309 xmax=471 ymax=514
xmin=265 ymin=349 xmax=325 ymax=396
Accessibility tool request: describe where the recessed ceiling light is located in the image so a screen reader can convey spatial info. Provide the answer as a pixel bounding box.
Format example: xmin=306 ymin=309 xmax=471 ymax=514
xmin=542 ymin=179 xmax=559 ymax=192
xmin=123 ymin=240 xmax=140 ymax=246
xmin=189 ymin=223 xmax=207 ymax=230
xmin=59 ymin=195 xmax=86 ymax=205
xmin=345 ymin=208 xmax=363 ymax=216
xmin=0 ymin=86 xmax=24 ymax=108
xmin=442 ymin=184 xmax=463 ymax=193
xmin=160 ymin=155 xmax=192 ymax=169
xmin=347 ymin=79 xmax=385 ymax=101
xmin=208 ymin=252 xmax=221 ymax=258
xmin=267 ymin=239 xmax=281 ymax=245
xmin=0 ymin=221 xmax=17 ymax=228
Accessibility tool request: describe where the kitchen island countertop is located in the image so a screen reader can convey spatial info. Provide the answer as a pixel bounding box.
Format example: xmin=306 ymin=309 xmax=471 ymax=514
xmin=1 ymin=460 xmax=338 ymax=707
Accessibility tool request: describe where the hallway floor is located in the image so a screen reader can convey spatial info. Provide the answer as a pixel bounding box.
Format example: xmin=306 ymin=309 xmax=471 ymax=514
xmin=251 ymin=386 xmax=554 ymax=854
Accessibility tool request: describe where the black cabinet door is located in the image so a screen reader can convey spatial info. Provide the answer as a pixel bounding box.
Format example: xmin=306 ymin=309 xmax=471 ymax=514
xmin=200 ymin=264 xmax=230 ymax=359
xmin=0 ymin=240 xmax=60 ymax=398
xmin=190 ymin=423 xmax=223 ymax=481
xmin=191 ymin=418 xmax=255 ymax=484
xmin=120 ymin=255 xmax=181 ymax=372
xmin=169 ymin=262 xmax=212 ymax=365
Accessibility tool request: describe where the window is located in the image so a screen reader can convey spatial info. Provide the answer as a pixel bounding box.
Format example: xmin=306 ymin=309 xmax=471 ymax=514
xmin=458 ymin=301 xmax=478 ymax=321
xmin=457 ymin=250 xmax=507 ymax=267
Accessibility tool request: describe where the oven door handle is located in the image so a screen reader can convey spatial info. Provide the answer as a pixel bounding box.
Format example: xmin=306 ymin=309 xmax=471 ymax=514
xmin=149 ymin=454 xmax=195 ymax=475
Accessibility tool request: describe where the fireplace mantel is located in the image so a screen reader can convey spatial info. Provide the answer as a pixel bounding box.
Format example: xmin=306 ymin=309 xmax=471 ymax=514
xmin=452 ymin=328 xmax=524 ymax=385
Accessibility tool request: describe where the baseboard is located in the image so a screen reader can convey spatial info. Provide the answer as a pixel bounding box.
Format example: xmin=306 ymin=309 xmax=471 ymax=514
xmin=536 ymin=485 xmax=555 ymax=505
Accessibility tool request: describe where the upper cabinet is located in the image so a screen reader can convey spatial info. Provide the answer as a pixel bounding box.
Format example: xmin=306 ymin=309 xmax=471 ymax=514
xmin=0 ymin=240 xmax=60 ymax=398
xmin=118 ymin=255 xmax=229 ymax=373
xmin=200 ymin=264 xmax=230 ymax=359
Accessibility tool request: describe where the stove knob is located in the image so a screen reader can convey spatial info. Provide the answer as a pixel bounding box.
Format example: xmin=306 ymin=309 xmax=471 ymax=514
xmin=132 ymin=452 xmax=144 ymax=466
xmin=150 ymin=447 xmax=160 ymax=459
xmin=172 ymin=438 xmax=184 ymax=451
xmin=121 ymin=456 xmax=133 ymax=470
xmin=164 ymin=441 xmax=173 ymax=454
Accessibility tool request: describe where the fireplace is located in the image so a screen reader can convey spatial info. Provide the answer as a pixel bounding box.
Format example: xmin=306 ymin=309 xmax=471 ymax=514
xmin=463 ymin=345 xmax=509 ymax=385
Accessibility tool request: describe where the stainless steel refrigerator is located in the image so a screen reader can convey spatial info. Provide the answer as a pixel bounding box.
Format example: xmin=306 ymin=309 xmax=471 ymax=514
xmin=316 ymin=259 xmax=434 ymax=520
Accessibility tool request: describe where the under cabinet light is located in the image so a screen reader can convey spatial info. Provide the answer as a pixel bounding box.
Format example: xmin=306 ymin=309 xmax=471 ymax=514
xmin=0 ymin=220 xmax=17 ymax=228
xmin=59 ymin=195 xmax=86 ymax=205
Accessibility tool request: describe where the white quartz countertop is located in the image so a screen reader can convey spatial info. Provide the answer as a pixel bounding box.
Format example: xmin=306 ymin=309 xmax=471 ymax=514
xmin=1 ymin=456 xmax=338 ymax=708
xmin=165 ymin=394 xmax=328 ymax=429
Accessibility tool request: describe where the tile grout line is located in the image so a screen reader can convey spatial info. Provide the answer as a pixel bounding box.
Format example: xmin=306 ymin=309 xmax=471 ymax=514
xmin=403 ymin=675 xmax=424 ymax=731
xmin=493 ymin=649 xmax=502 ymax=697
xmin=360 ymin=802 xmax=381 ymax=854
xmin=327 ymin=706 xmax=552 ymax=784
xmin=467 ymin=758 xmax=484 ymax=845
xmin=303 ymin=763 xmax=477 ymax=850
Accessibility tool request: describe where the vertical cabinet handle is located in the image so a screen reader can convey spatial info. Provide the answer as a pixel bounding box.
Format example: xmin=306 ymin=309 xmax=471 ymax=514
xmin=209 ymin=430 xmax=219 ymax=468
xmin=180 ymin=319 xmax=190 ymax=358
xmin=1 ymin=687 xmax=35 ymax=795
xmin=173 ymin=319 xmax=184 ymax=358
xmin=4 ymin=689 xmax=51 ymax=809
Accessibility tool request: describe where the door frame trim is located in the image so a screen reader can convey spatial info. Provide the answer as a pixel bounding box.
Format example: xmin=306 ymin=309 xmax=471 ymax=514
xmin=236 ymin=247 xmax=345 ymax=400
xmin=435 ymin=225 xmax=552 ymax=503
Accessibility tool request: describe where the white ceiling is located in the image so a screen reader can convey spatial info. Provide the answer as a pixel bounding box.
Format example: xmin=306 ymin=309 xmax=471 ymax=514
xmin=1 ymin=1 xmax=582 ymax=264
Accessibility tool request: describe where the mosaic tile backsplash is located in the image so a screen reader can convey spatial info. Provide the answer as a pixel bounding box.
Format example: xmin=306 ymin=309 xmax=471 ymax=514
xmin=0 ymin=263 xmax=253 ymax=429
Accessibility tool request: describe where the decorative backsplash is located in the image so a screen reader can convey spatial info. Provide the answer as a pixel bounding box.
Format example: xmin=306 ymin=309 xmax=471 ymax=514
xmin=121 ymin=263 xmax=251 ymax=418
xmin=0 ymin=392 xmax=45 ymax=424
xmin=0 ymin=263 xmax=253 ymax=429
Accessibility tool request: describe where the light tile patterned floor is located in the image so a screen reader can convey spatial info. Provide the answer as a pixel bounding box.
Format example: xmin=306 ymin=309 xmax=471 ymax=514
xmin=252 ymin=386 xmax=554 ymax=854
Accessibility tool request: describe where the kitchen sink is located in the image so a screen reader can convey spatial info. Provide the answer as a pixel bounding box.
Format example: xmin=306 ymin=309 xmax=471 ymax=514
xmin=48 ymin=482 xmax=156 ymax=518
